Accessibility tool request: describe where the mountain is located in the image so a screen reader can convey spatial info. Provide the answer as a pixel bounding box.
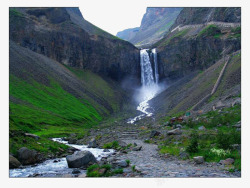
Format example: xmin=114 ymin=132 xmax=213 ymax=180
xmin=150 ymin=7 xmax=241 ymax=116
xmin=9 ymin=7 xmax=139 ymax=157
xmin=116 ymin=8 xmax=182 ymax=48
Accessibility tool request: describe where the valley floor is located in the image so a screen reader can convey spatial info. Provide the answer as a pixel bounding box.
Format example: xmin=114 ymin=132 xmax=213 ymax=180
xmin=114 ymin=139 xmax=240 ymax=178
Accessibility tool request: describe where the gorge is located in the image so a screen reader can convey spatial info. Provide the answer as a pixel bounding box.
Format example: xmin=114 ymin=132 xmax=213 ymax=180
xmin=9 ymin=7 xmax=241 ymax=178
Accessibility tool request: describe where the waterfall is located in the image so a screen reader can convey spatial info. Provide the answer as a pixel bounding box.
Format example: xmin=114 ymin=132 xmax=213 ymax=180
xmin=152 ymin=48 xmax=159 ymax=84
xmin=127 ymin=49 xmax=160 ymax=124
xmin=140 ymin=49 xmax=155 ymax=86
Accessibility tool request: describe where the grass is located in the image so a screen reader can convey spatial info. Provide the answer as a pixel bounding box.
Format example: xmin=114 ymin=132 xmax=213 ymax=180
xmin=103 ymin=141 xmax=119 ymax=149
xmin=86 ymin=164 xmax=123 ymax=177
xmin=9 ymin=9 xmax=24 ymax=17
xmin=198 ymin=24 xmax=222 ymax=38
xmin=162 ymin=29 xmax=189 ymax=46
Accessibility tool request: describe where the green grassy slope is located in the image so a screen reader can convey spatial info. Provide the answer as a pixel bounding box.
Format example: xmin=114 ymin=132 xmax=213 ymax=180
xmin=9 ymin=41 xmax=125 ymax=157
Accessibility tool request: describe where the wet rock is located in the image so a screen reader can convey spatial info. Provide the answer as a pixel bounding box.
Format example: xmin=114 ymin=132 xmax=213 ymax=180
xmin=68 ymin=138 xmax=77 ymax=144
xmin=219 ymin=158 xmax=234 ymax=165
xmin=18 ymin=147 xmax=39 ymax=165
xmin=72 ymin=169 xmax=81 ymax=174
xmin=132 ymin=146 xmax=142 ymax=151
xmin=103 ymin=149 xmax=110 ymax=152
xmin=134 ymin=142 xmax=137 ymax=146
xmin=150 ymin=130 xmax=161 ymax=138
xmin=9 ymin=155 xmax=21 ymax=169
xmin=198 ymin=126 xmax=206 ymax=130
xmin=87 ymin=138 xmax=97 ymax=148
xmin=66 ymin=151 xmax=97 ymax=168
xmin=167 ymin=128 xmax=182 ymax=135
xmin=193 ymin=156 xmax=204 ymax=164
xmin=24 ymin=133 xmax=40 ymax=140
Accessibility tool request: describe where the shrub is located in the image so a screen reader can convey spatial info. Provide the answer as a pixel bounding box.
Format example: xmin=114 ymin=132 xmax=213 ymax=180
xmin=112 ymin=168 xmax=123 ymax=174
xmin=131 ymin=165 xmax=136 ymax=172
xmin=186 ymin=131 xmax=199 ymax=154
xmin=103 ymin=141 xmax=119 ymax=149
xmin=198 ymin=24 xmax=221 ymax=38
xmin=216 ymin=130 xmax=241 ymax=150
xmin=126 ymin=160 xmax=130 ymax=165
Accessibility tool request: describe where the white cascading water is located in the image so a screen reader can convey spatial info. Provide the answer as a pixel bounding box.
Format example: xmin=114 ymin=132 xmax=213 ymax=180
xmin=127 ymin=48 xmax=160 ymax=124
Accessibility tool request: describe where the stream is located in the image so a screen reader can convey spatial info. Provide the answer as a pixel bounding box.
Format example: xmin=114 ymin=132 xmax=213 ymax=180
xmin=9 ymin=138 xmax=114 ymax=177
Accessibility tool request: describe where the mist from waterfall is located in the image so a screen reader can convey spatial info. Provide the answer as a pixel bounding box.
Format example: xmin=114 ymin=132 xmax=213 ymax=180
xmin=128 ymin=48 xmax=164 ymax=124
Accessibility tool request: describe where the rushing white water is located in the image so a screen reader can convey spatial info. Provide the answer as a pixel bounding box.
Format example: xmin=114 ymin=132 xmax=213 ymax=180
xmin=9 ymin=138 xmax=114 ymax=178
xmin=127 ymin=49 xmax=161 ymax=124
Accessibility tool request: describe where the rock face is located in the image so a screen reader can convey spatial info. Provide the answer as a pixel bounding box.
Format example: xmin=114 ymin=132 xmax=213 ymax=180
xmin=117 ymin=8 xmax=182 ymax=48
xmin=66 ymin=151 xmax=97 ymax=168
xmin=9 ymin=8 xmax=140 ymax=84
xmin=17 ymin=147 xmax=39 ymax=165
xmin=9 ymin=155 xmax=21 ymax=169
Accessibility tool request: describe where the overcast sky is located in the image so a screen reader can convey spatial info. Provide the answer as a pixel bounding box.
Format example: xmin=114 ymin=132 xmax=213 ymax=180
xmin=79 ymin=0 xmax=148 ymax=35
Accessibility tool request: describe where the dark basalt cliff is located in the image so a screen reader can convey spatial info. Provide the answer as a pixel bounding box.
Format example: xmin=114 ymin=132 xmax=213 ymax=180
xmin=155 ymin=7 xmax=241 ymax=81
xmin=10 ymin=8 xmax=140 ymax=84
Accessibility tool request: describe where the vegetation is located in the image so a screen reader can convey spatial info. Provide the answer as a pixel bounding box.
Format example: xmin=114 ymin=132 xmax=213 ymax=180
xmin=229 ymin=27 xmax=241 ymax=38
xmin=86 ymin=164 xmax=123 ymax=177
xmin=103 ymin=141 xmax=119 ymax=149
xmin=198 ymin=24 xmax=222 ymax=38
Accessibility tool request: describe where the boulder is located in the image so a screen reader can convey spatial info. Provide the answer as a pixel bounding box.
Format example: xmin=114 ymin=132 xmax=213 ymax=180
xmin=87 ymin=138 xmax=97 ymax=148
xmin=117 ymin=140 xmax=127 ymax=147
xmin=150 ymin=130 xmax=161 ymax=138
xmin=103 ymin=149 xmax=110 ymax=152
xmin=9 ymin=155 xmax=21 ymax=169
xmin=66 ymin=151 xmax=97 ymax=168
xmin=114 ymin=160 xmax=128 ymax=167
xmin=18 ymin=147 xmax=39 ymax=165
xmin=24 ymin=133 xmax=40 ymax=140
xmin=72 ymin=169 xmax=81 ymax=174
xmin=219 ymin=158 xmax=234 ymax=165
xmin=193 ymin=156 xmax=204 ymax=164
xmin=198 ymin=126 xmax=206 ymax=131
xmin=132 ymin=146 xmax=142 ymax=151
xmin=68 ymin=138 xmax=77 ymax=144
xmin=167 ymin=128 xmax=182 ymax=135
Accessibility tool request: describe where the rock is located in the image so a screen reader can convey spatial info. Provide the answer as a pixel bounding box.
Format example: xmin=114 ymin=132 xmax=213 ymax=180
xmin=193 ymin=156 xmax=204 ymax=164
xmin=217 ymin=124 xmax=222 ymax=127
xmin=231 ymin=144 xmax=241 ymax=151
xmin=179 ymin=152 xmax=189 ymax=159
xmin=78 ymin=174 xmax=86 ymax=178
xmin=9 ymin=155 xmax=21 ymax=169
xmin=232 ymin=121 xmax=241 ymax=128
xmin=167 ymin=128 xmax=182 ymax=135
xmin=66 ymin=151 xmax=97 ymax=168
xmin=72 ymin=169 xmax=81 ymax=174
xmin=18 ymin=147 xmax=39 ymax=165
xmin=87 ymin=138 xmax=97 ymax=148
xmin=134 ymin=142 xmax=137 ymax=146
xmin=115 ymin=160 xmax=128 ymax=167
xmin=132 ymin=146 xmax=142 ymax=151
xmin=24 ymin=133 xmax=40 ymax=140
xmin=53 ymin=160 xmax=59 ymax=163
xmin=98 ymin=168 xmax=107 ymax=174
xmin=103 ymin=149 xmax=110 ymax=152
xmin=117 ymin=140 xmax=127 ymax=147
xmin=107 ymin=156 xmax=115 ymax=163
xmin=219 ymin=158 xmax=234 ymax=165
xmin=174 ymin=124 xmax=183 ymax=129
xmin=232 ymin=98 xmax=241 ymax=106
xmin=68 ymin=138 xmax=77 ymax=144
xmin=150 ymin=130 xmax=161 ymax=138
xmin=198 ymin=126 xmax=206 ymax=130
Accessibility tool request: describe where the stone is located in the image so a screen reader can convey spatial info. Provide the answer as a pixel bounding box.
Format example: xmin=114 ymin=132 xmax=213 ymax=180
xmin=87 ymin=138 xmax=97 ymax=148
xmin=193 ymin=156 xmax=204 ymax=164
xmin=150 ymin=130 xmax=161 ymax=138
xmin=198 ymin=126 xmax=206 ymax=130
xmin=9 ymin=155 xmax=21 ymax=169
xmin=134 ymin=142 xmax=137 ymax=146
xmin=72 ymin=169 xmax=81 ymax=174
xmin=219 ymin=158 xmax=234 ymax=165
xmin=68 ymin=138 xmax=77 ymax=144
xmin=179 ymin=152 xmax=190 ymax=159
xmin=24 ymin=133 xmax=40 ymax=140
xmin=118 ymin=140 xmax=127 ymax=147
xmin=103 ymin=149 xmax=110 ymax=152
xmin=132 ymin=146 xmax=142 ymax=151
xmin=78 ymin=174 xmax=86 ymax=178
xmin=116 ymin=160 xmax=128 ymax=167
xmin=18 ymin=147 xmax=39 ymax=165
xmin=167 ymin=128 xmax=182 ymax=135
xmin=66 ymin=151 xmax=97 ymax=168
xmin=174 ymin=124 xmax=183 ymax=129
